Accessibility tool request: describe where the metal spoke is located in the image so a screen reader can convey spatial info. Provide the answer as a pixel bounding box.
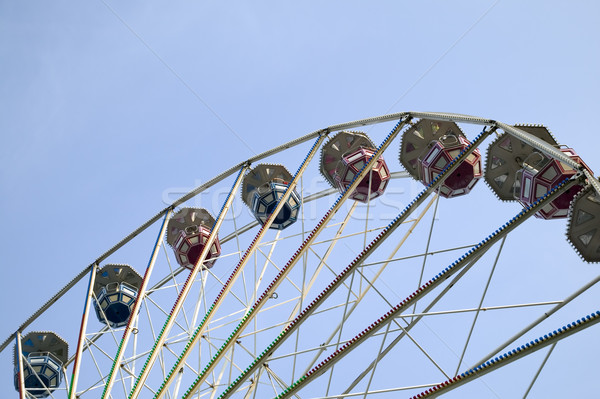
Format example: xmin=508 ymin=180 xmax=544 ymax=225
xmin=454 ymin=236 xmax=506 ymax=375
xmin=411 ymin=194 xmax=440 ymax=321
xmin=301 ymin=194 xmax=437 ymax=376
xmin=324 ymin=270 xmax=358 ymax=396
xmin=522 ymin=343 xmax=556 ymax=399
xmin=7 ymin=109 xmax=600 ymax=399
xmin=470 ymin=273 xmax=600 ymax=369
xmin=340 ymin=249 xmax=490 ymax=396
xmin=361 ymin=322 xmax=392 ymax=399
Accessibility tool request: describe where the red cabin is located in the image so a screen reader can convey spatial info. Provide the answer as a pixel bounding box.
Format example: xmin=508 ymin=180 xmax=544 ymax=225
xmin=419 ymin=134 xmax=482 ymax=198
xmin=172 ymin=225 xmax=220 ymax=269
xmin=516 ymin=148 xmax=593 ymax=219
xmin=321 ymin=131 xmax=391 ymax=203
xmin=166 ymin=208 xmax=221 ymax=270
xmin=333 ymin=147 xmax=390 ymax=203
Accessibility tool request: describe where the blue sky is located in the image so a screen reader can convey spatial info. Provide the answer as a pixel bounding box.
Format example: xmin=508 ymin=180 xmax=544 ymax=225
xmin=1 ymin=1 xmax=599 ymax=398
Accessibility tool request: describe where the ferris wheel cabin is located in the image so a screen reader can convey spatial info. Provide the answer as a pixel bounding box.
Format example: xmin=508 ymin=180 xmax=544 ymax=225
xmin=13 ymin=332 xmax=68 ymax=398
xmin=93 ymin=264 xmax=143 ymax=328
xmin=166 ymin=208 xmax=221 ymax=270
xmin=242 ymin=164 xmax=301 ymax=230
xmin=400 ymin=120 xmax=482 ymax=198
xmin=515 ymin=148 xmax=593 ymax=219
xmin=321 ymin=131 xmax=391 ymax=202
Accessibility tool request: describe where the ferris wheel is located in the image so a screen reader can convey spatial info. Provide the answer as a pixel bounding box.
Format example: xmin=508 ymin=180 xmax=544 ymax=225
xmin=4 ymin=111 xmax=600 ymax=399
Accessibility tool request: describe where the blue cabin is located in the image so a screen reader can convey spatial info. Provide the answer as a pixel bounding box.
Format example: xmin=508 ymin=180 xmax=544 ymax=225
xmin=242 ymin=164 xmax=302 ymax=230
xmin=93 ymin=265 xmax=142 ymax=328
xmin=14 ymin=332 xmax=68 ymax=398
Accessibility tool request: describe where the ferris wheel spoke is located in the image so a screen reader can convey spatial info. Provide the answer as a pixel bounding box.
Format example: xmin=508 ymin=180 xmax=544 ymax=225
xmin=209 ymin=348 xmax=232 ymax=399
xmin=469 ymin=271 xmax=600 ymax=370
xmin=186 ymin=269 xmax=210 ymax=338
xmin=128 ymin=165 xmax=250 ymax=399
xmin=252 ymin=231 xmax=282 ymax=304
xmin=360 ymin=244 xmax=477 ymax=269
xmin=81 ymin=340 xmax=110 ymax=392
xmin=229 ymin=205 xmax=250 ymax=309
xmin=142 ymin=295 xmax=190 ymax=336
xmin=352 ymin=268 xmax=455 ymax=384
xmin=198 ymin=341 xmax=245 ymax=380
xmin=361 ymin=322 xmax=392 ymax=399
xmin=275 ymin=177 xmax=578 ymax=398
xmin=85 ymin=335 xmax=141 ymax=396
xmin=15 ymin=333 xmax=26 ymax=399
xmin=228 ymin=201 xmax=246 ymax=264
xmin=522 ymin=342 xmax=556 ymax=399
xmin=265 ymin=366 xmax=281 ymax=397
xmin=64 ymin=324 xmax=109 ymax=369
xmin=264 ymin=365 xmax=302 ymax=399
xmin=10 ymin=111 xmax=600 ymax=399
xmin=178 ymin=118 xmax=412 ymax=399
xmin=453 ymin=236 xmax=506 ymax=376
xmin=412 ymin=309 xmax=600 ymax=398
xmin=307 ymin=248 xmax=359 ymax=301
xmin=220 ymin=222 xmax=260 ymax=246
xmin=152 ymin=134 xmax=328 ymax=398
xmin=360 ymin=171 xmax=375 ymax=295
xmin=68 ymin=264 xmax=99 ymax=398
xmin=313 ymin=383 xmax=442 ymax=399
xmin=300 ymin=194 xmax=438 ymax=378
xmin=205 ymin=268 xmax=250 ymax=309
xmin=240 ymin=300 xmax=361 ymax=350
xmin=112 ymin=353 xmax=131 ymax=397
xmin=322 ymin=270 xmax=359 ymax=397
xmin=99 ymin=209 xmax=173 ymax=398
xmin=340 ymin=247 xmax=493 ymax=397
xmin=411 ymin=194 xmax=441 ymax=320
xmin=76 ymin=373 xmax=109 ymax=397
xmin=246 ymin=365 xmax=267 ymax=399
xmin=255 ymin=247 xmax=303 ymax=294
xmin=397 ymin=301 xmax=564 ymax=319
xmin=288 ymin=202 xmax=359 ymax=383
xmin=219 ymin=120 xmax=457 ymax=399
xmin=161 ymin=241 xmax=192 ymax=332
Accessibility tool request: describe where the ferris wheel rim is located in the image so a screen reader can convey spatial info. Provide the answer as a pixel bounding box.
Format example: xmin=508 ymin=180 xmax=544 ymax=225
xmin=7 ymin=110 xmax=600 ymax=399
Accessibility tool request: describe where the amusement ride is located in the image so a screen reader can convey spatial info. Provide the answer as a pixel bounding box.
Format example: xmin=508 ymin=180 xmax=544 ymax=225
xmin=4 ymin=111 xmax=600 ymax=398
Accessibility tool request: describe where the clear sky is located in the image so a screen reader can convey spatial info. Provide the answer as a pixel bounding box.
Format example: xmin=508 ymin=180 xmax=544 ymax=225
xmin=1 ymin=1 xmax=599 ymax=398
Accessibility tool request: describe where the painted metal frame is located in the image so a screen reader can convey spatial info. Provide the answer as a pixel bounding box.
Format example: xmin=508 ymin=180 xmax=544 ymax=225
xmin=4 ymin=110 xmax=600 ymax=399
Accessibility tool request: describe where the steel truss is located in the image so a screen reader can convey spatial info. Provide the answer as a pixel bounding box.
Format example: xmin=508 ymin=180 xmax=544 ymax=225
xmin=5 ymin=111 xmax=600 ymax=399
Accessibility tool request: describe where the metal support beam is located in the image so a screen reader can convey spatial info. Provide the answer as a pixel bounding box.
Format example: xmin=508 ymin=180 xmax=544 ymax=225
xmin=583 ymin=169 xmax=600 ymax=197
xmin=101 ymin=209 xmax=173 ymax=398
xmin=15 ymin=331 xmax=26 ymax=399
xmin=454 ymin=237 xmax=505 ymax=375
xmin=150 ymin=135 xmax=326 ymax=398
xmin=411 ymin=310 xmax=600 ymax=398
xmin=523 ymin=343 xmax=555 ymax=398
xmin=0 ymin=128 xmax=323 ymax=356
xmin=470 ymin=272 xmax=600 ymax=369
xmin=180 ymin=118 xmax=411 ymax=399
xmin=340 ymin=250 xmax=489 ymax=396
xmin=300 ymin=194 xmax=438 ymax=378
xmin=219 ymin=125 xmax=493 ymax=399
xmin=68 ymin=263 xmax=98 ymax=399
xmin=128 ymin=165 xmax=249 ymax=398
xmin=4 ymin=109 xmax=595 ymax=359
xmin=495 ymin=122 xmax=580 ymax=169
xmin=275 ymin=176 xmax=579 ymax=398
